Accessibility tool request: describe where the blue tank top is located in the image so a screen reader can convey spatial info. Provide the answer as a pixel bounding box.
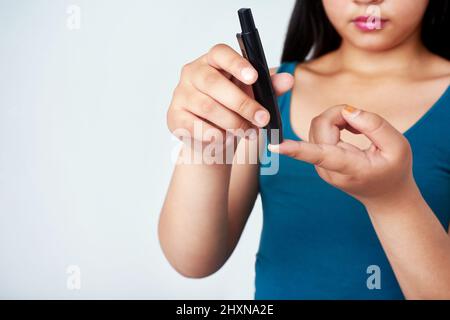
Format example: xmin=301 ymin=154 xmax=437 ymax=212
xmin=256 ymin=61 xmax=450 ymax=299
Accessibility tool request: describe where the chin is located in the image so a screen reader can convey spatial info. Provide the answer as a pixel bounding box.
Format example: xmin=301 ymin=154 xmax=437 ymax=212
xmin=348 ymin=37 xmax=402 ymax=52
xmin=342 ymin=26 xmax=412 ymax=52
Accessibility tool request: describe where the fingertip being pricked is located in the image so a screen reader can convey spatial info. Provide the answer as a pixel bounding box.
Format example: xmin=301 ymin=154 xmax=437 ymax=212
xmin=268 ymin=144 xmax=280 ymax=153
xmin=268 ymin=140 xmax=294 ymax=154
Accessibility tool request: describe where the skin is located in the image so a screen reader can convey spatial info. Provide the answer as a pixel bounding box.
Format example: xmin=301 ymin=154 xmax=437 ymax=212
xmin=159 ymin=0 xmax=450 ymax=298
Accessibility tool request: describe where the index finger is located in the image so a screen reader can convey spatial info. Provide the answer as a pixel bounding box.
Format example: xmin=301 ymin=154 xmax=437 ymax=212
xmin=269 ymin=140 xmax=366 ymax=174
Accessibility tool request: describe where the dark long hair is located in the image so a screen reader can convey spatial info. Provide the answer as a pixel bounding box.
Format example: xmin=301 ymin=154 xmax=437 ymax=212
xmin=281 ymin=0 xmax=450 ymax=63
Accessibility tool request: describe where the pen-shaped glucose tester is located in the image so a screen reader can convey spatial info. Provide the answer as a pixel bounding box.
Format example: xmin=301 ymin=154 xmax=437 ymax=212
xmin=236 ymin=8 xmax=283 ymax=144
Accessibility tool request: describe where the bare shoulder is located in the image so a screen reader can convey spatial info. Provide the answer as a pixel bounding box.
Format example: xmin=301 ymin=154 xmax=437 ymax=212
xmin=424 ymin=54 xmax=450 ymax=81
xmin=270 ymin=51 xmax=340 ymax=79
xmin=297 ymin=52 xmax=342 ymax=80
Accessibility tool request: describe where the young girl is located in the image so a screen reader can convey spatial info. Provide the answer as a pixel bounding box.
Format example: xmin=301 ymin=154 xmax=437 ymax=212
xmin=159 ymin=0 xmax=450 ymax=299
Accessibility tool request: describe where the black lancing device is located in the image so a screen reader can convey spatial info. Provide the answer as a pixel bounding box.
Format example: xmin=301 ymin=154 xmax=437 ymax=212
xmin=236 ymin=8 xmax=283 ymax=144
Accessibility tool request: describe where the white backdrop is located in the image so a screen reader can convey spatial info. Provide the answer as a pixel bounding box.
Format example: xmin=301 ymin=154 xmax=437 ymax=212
xmin=0 ymin=0 xmax=295 ymax=299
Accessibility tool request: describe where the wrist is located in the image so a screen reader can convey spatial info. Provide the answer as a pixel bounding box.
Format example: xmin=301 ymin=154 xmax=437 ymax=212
xmin=178 ymin=136 xmax=238 ymax=165
xmin=362 ymin=177 xmax=423 ymax=215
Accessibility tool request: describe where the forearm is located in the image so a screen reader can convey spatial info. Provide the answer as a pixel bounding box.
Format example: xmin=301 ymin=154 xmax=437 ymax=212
xmin=365 ymin=184 xmax=450 ymax=299
xmin=159 ymin=143 xmax=234 ymax=278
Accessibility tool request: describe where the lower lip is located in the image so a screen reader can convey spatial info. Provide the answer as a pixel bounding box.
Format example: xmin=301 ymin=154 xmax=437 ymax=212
xmin=353 ymin=20 xmax=388 ymax=32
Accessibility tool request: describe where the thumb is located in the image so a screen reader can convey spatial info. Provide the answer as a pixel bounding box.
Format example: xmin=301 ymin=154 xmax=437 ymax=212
xmin=271 ymin=73 xmax=294 ymax=96
xmin=341 ymin=105 xmax=405 ymax=153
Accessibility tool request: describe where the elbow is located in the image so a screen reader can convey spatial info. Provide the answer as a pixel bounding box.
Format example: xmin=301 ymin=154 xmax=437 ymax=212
xmin=157 ymin=213 xmax=226 ymax=279
xmin=160 ymin=244 xmax=225 ymax=279
xmin=171 ymin=263 xmax=222 ymax=279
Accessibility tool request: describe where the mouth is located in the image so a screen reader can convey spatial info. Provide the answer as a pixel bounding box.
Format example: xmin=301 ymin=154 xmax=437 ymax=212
xmin=352 ymin=16 xmax=389 ymax=32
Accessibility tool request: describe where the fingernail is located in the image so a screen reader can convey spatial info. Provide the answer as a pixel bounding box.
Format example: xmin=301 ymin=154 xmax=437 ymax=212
xmin=241 ymin=67 xmax=255 ymax=82
xmin=268 ymin=144 xmax=279 ymax=152
xmin=254 ymin=110 xmax=269 ymax=127
xmin=342 ymin=105 xmax=361 ymax=119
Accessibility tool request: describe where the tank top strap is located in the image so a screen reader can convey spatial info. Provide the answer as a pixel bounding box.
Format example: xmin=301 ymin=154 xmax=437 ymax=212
xmin=276 ymin=61 xmax=297 ymax=75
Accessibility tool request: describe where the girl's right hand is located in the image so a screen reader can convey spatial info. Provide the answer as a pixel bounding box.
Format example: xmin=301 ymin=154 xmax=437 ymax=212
xmin=167 ymin=43 xmax=294 ymax=145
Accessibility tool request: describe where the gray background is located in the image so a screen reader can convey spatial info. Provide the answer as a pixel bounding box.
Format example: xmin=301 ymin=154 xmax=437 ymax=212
xmin=0 ymin=0 xmax=295 ymax=298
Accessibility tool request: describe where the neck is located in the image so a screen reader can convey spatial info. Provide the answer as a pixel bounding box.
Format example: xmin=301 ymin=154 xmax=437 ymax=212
xmin=335 ymin=29 xmax=428 ymax=77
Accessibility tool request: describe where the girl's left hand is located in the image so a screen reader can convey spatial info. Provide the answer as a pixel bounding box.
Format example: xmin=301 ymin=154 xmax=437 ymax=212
xmin=268 ymin=105 xmax=418 ymax=208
